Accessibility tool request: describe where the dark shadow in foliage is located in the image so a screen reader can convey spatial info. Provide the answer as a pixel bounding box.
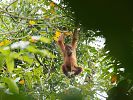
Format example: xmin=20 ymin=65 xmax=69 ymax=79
xmin=63 ymin=0 xmax=133 ymax=99
xmin=0 ymin=92 xmax=34 ymax=100
xmin=107 ymin=79 xmax=133 ymax=100
xmin=64 ymin=0 xmax=133 ymax=75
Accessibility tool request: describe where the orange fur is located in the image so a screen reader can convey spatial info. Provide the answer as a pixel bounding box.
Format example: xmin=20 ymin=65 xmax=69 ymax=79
xmin=57 ymin=31 xmax=82 ymax=77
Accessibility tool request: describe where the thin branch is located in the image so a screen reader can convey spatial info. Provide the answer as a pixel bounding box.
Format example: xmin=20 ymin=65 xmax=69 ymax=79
xmin=49 ymin=0 xmax=75 ymax=21
xmin=0 ymin=14 xmax=16 ymax=22
xmin=0 ymin=9 xmax=41 ymax=20
xmin=0 ymin=16 xmax=10 ymax=31
xmin=0 ymin=10 xmax=58 ymax=21
xmin=44 ymin=68 xmax=51 ymax=82
xmin=9 ymin=31 xmax=32 ymax=40
xmin=0 ymin=31 xmax=18 ymax=34
xmin=57 ymin=4 xmax=75 ymax=21
xmin=44 ymin=57 xmax=55 ymax=83
xmin=0 ymin=28 xmax=25 ymax=35
xmin=5 ymin=0 xmax=18 ymax=23
xmin=6 ymin=0 xmax=18 ymax=11
xmin=34 ymin=54 xmax=48 ymax=70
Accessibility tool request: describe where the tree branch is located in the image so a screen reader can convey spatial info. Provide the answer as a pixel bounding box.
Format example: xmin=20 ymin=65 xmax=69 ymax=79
xmin=49 ymin=0 xmax=75 ymax=21
xmin=0 ymin=8 xmax=41 ymax=20
xmin=34 ymin=54 xmax=48 ymax=70
xmin=6 ymin=0 xmax=18 ymax=11
xmin=0 ymin=16 xmax=9 ymax=31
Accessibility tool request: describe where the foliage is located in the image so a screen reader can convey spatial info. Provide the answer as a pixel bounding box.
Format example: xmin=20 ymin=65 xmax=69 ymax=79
xmin=0 ymin=0 xmax=132 ymax=100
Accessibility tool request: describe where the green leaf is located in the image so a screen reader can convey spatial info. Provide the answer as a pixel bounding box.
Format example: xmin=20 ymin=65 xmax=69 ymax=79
xmin=40 ymin=37 xmax=50 ymax=43
xmin=10 ymin=52 xmax=21 ymax=58
xmin=26 ymin=46 xmax=38 ymax=53
xmin=18 ymin=55 xmax=33 ymax=64
xmin=4 ymin=77 xmax=19 ymax=94
xmin=38 ymin=49 xmax=55 ymax=58
xmin=26 ymin=46 xmax=55 ymax=58
xmin=0 ymin=54 xmax=5 ymax=69
xmin=0 ymin=47 xmax=10 ymax=55
xmin=6 ymin=57 xmax=14 ymax=73
xmin=25 ymin=72 xmax=32 ymax=89
xmin=84 ymin=68 xmax=91 ymax=73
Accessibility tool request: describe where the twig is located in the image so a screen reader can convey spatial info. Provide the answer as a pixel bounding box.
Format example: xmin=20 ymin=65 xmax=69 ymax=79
xmin=9 ymin=31 xmax=32 ymax=40
xmin=6 ymin=0 xmax=18 ymax=11
xmin=44 ymin=68 xmax=51 ymax=82
xmin=0 ymin=27 xmax=25 ymax=35
xmin=5 ymin=0 xmax=18 ymax=23
xmin=0 ymin=9 xmax=42 ymax=20
xmin=34 ymin=54 xmax=48 ymax=70
xmin=0 ymin=14 xmax=16 ymax=22
xmin=49 ymin=0 xmax=75 ymax=21
xmin=44 ymin=53 xmax=55 ymax=82
xmin=0 ymin=16 xmax=10 ymax=31
xmin=0 ymin=9 xmax=59 ymax=21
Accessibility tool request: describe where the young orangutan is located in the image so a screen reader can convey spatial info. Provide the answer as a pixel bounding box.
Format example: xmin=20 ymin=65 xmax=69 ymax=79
xmin=57 ymin=28 xmax=82 ymax=77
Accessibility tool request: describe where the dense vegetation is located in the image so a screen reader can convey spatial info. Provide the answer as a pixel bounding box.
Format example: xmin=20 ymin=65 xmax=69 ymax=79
xmin=0 ymin=0 xmax=132 ymax=100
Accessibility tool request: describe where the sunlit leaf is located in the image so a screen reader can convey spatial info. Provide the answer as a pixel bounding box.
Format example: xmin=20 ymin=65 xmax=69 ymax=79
xmin=41 ymin=7 xmax=47 ymax=13
xmin=29 ymin=38 xmax=37 ymax=43
xmin=10 ymin=52 xmax=21 ymax=58
xmin=40 ymin=37 xmax=50 ymax=43
xmin=6 ymin=57 xmax=14 ymax=73
xmin=4 ymin=77 xmax=19 ymax=94
xmin=26 ymin=46 xmax=38 ymax=53
xmin=33 ymin=66 xmax=43 ymax=77
xmin=0 ymin=47 xmax=10 ymax=55
xmin=38 ymin=49 xmax=55 ymax=58
xmin=40 ymin=31 xmax=47 ymax=34
xmin=25 ymin=72 xmax=32 ymax=89
xmin=29 ymin=20 xmax=36 ymax=25
xmin=0 ymin=54 xmax=5 ymax=69
xmin=84 ymin=68 xmax=91 ymax=73
xmin=26 ymin=46 xmax=55 ymax=58
xmin=18 ymin=55 xmax=33 ymax=64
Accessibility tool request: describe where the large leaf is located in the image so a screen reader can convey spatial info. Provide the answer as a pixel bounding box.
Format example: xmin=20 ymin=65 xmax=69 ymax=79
xmin=26 ymin=46 xmax=55 ymax=58
xmin=40 ymin=37 xmax=50 ymax=43
xmin=4 ymin=77 xmax=19 ymax=94
xmin=18 ymin=55 xmax=33 ymax=64
xmin=0 ymin=53 xmax=5 ymax=69
xmin=6 ymin=57 xmax=14 ymax=73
